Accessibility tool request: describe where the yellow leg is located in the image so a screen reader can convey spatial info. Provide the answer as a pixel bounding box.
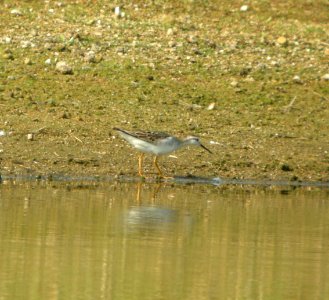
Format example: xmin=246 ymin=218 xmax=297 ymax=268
xmin=136 ymin=182 xmax=142 ymax=202
xmin=138 ymin=153 xmax=145 ymax=177
xmin=154 ymin=156 xmax=174 ymax=179
xmin=153 ymin=156 xmax=163 ymax=177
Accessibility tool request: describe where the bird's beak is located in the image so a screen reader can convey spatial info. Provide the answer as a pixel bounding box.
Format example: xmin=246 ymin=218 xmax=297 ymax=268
xmin=200 ymin=143 xmax=212 ymax=154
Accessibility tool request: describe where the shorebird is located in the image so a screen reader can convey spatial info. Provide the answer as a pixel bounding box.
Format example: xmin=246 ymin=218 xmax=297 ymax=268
xmin=113 ymin=127 xmax=212 ymax=177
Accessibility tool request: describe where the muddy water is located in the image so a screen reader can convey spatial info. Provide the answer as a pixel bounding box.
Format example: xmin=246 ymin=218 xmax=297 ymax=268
xmin=0 ymin=183 xmax=328 ymax=300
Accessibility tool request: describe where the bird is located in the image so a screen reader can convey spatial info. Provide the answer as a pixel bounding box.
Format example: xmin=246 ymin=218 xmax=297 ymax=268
xmin=113 ymin=127 xmax=212 ymax=178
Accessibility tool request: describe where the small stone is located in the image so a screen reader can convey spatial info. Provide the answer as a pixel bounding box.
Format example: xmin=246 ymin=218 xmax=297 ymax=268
xmin=30 ymin=29 xmax=38 ymax=37
xmin=4 ymin=37 xmax=12 ymax=44
xmin=117 ymin=47 xmax=126 ymax=54
xmin=86 ymin=19 xmax=96 ymax=25
xmin=11 ymin=9 xmax=23 ymax=16
xmin=114 ymin=6 xmax=120 ymax=15
xmin=277 ymin=36 xmax=288 ymax=46
xmin=24 ymin=58 xmax=32 ymax=65
xmin=21 ymin=40 xmax=33 ymax=48
xmin=281 ymin=163 xmax=293 ymax=172
xmin=207 ymin=40 xmax=217 ymax=49
xmin=207 ymin=102 xmax=216 ymax=110
xmin=55 ymin=61 xmax=73 ymax=74
xmin=245 ymin=76 xmax=255 ymax=82
xmin=168 ymin=41 xmax=177 ymax=48
xmin=321 ymin=74 xmax=329 ymax=81
xmin=27 ymin=133 xmax=34 ymax=141
xmin=167 ymin=28 xmax=174 ymax=36
xmin=230 ymin=80 xmax=239 ymax=87
xmin=44 ymin=43 xmax=52 ymax=50
xmin=270 ymin=60 xmax=280 ymax=67
xmin=114 ymin=6 xmax=125 ymax=18
xmin=187 ymin=35 xmax=197 ymax=44
xmin=228 ymin=40 xmax=238 ymax=50
xmin=45 ymin=58 xmax=52 ymax=65
xmin=61 ymin=112 xmax=71 ymax=119
xmin=292 ymin=75 xmax=302 ymax=84
xmin=84 ymin=50 xmax=96 ymax=63
xmin=81 ymin=65 xmax=92 ymax=71
xmin=240 ymin=66 xmax=252 ymax=76
xmin=240 ymin=5 xmax=249 ymax=12
xmin=3 ymin=53 xmax=14 ymax=60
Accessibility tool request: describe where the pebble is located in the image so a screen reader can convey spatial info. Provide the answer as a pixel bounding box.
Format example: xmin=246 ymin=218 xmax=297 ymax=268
xmin=10 ymin=9 xmax=23 ymax=16
xmin=21 ymin=40 xmax=34 ymax=48
xmin=27 ymin=133 xmax=34 ymax=141
xmin=245 ymin=76 xmax=255 ymax=82
xmin=167 ymin=28 xmax=174 ymax=36
xmin=240 ymin=66 xmax=252 ymax=76
xmin=168 ymin=41 xmax=177 ymax=48
xmin=240 ymin=5 xmax=249 ymax=12
xmin=24 ymin=58 xmax=32 ymax=65
xmin=3 ymin=53 xmax=14 ymax=60
xmin=207 ymin=102 xmax=216 ymax=110
xmin=81 ymin=65 xmax=92 ymax=71
xmin=230 ymin=80 xmax=239 ymax=87
xmin=114 ymin=6 xmax=125 ymax=18
xmin=45 ymin=58 xmax=52 ymax=65
xmin=44 ymin=43 xmax=52 ymax=50
xmin=187 ymin=35 xmax=197 ymax=44
xmin=277 ymin=36 xmax=288 ymax=46
xmin=4 ymin=37 xmax=12 ymax=44
xmin=84 ymin=50 xmax=96 ymax=63
xmin=117 ymin=47 xmax=126 ymax=54
xmin=321 ymin=74 xmax=329 ymax=81
xmin=281 ymin=163 xmax=293 ymax=172
xmin=292 ymin=75 xmax=302 ymax=84
xmin=55 ymin=61 xmax=73 ymax=74
xmin=270 ymin=60 xmax=280 ymax=67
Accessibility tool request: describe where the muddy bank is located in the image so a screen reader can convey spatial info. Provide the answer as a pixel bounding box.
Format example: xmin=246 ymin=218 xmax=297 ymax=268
xmin=0 ymin=1 xmax=328 ymax=181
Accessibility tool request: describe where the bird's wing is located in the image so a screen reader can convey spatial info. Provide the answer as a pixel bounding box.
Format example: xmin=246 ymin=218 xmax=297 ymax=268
xmin=113 ymin=128 xmax=171 ymax=144
xmin=131 ymin=130 xmax=171 ymax=144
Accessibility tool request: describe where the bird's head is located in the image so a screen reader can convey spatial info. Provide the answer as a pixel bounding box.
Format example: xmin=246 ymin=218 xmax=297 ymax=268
xmin=184 ymin=136 xmax=212 ymax=153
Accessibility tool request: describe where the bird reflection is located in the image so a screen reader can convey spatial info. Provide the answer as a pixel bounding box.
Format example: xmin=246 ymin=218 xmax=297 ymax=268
xmin=135 ymin=182 xmax=161 ymax=203
xmin=124 ymin=183 xmax=178 ymax=236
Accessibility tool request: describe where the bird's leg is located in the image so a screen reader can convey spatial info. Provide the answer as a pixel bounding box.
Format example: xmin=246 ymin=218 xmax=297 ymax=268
xmin=136 ymin=182 xmax=142 ymax=202
xmin=153 ymin=156 xmax=173 ymax=179
xmin=153 ymin=156 xmax=164 ymax=177
xmin=138 ymin=153 xmax=145 ymax=177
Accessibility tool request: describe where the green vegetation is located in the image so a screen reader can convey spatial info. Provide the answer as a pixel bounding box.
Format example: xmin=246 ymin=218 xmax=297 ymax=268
xmin=0 ymin=0 xmax=328 ymax=181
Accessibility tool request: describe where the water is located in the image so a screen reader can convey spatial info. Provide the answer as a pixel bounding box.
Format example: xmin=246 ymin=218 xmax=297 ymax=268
xmin=0 ymin=182 xmax=328 ymax=300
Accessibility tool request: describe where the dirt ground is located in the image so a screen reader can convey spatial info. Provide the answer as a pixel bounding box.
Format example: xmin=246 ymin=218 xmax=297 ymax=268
xmin=0 ymin=0 xmax=328 ymax=182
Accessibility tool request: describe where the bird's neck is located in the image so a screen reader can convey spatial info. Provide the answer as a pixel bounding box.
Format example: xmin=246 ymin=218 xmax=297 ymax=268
xmin=181 ymin=139 xmax=193 ymax=148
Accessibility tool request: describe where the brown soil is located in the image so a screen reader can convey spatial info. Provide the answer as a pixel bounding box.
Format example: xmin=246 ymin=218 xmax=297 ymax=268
xmin=0 ymin=0 xmax=328 ymax=181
